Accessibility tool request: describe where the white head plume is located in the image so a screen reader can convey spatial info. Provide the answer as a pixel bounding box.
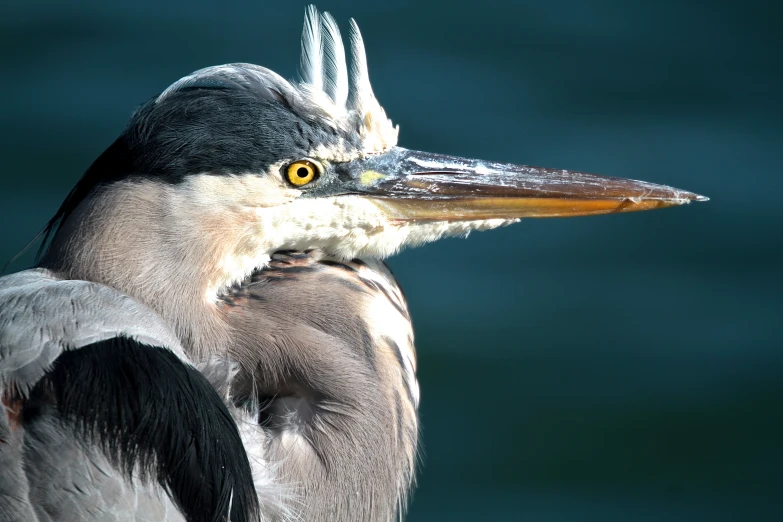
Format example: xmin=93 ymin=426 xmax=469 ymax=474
xmin=321 ymin=12 xmax=349 ymax=111
xmin=298 ymin=6 xmax=398 ymax=154
xmin=299 ymin=5 xmax=323 ymax=92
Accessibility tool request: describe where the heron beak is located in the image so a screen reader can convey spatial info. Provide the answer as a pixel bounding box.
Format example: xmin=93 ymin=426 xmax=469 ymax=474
xmin=348 ymin=147 xmax=707 ymax=221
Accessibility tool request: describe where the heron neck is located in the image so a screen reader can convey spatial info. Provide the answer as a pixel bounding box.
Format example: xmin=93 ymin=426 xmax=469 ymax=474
xmin=221 ymin=252 xmax=419 ymax=520
xmin=39 ymin=180 xmax=234 ymax=357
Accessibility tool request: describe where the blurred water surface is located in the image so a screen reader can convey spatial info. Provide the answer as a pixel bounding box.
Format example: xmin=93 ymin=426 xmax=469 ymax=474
xmin=1 ymin=1 xmax=781 ymax=520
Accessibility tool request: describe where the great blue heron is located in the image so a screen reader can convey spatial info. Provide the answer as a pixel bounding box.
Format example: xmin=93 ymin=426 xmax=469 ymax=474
xmin=0 ymin=7 xmax=706 ymax=522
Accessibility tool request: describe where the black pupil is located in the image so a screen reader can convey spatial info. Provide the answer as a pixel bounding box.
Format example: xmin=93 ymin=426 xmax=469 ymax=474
xmin=296 ymin=166 xmax=310 ymax=178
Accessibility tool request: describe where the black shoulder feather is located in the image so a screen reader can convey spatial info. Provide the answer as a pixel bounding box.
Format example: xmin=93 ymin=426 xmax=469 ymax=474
xmin=31 ymin=336 xmax=259 ymax=522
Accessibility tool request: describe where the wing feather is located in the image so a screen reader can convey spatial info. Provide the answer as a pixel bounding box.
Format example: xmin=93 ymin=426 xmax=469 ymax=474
xmin=0 ymin=269 xmax=260 ymax=522
xmin=0 ymin=268 xmax=186 ymax=393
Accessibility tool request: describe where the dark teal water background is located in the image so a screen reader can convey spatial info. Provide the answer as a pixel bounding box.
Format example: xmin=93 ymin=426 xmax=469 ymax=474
xmin=1 ymin=1 xmax=781 ymax=520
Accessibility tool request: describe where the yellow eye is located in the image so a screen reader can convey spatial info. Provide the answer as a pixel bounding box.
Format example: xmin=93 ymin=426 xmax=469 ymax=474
xmin=285 ymin=159 xmax=321 ymax=187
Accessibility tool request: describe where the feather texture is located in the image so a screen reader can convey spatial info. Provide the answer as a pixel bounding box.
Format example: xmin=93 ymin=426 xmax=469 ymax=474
xmin=320 ymin=11 xmax=349 ymax=111
xmin=297 ymin=6 xmax=398 ymax=153
xmin=299 ymin=5 xmax=323 ymax=91
xmin=348 ymin=18 xmax=373 ymax=115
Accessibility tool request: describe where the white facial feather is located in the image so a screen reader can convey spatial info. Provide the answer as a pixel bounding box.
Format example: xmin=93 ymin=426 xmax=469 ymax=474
xmin=167 ymin=173 xmax=517 ymax=302
xmin=253 ymin=196 xmax=514 ymax=260
xmin=190 ymin=178 xmax=517 ymax=301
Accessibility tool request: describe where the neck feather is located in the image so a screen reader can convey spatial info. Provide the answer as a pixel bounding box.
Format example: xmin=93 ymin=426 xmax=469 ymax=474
xmin=40 ymin=180 xmax=250 ymax=356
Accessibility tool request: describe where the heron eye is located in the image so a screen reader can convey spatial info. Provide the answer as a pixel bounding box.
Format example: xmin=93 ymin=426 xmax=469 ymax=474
xmin=285 ymin=159 xmax=321 ymax=187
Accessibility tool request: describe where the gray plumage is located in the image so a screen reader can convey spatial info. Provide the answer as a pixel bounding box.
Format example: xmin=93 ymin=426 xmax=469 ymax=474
xmin=0 ymin=256 xmax=416 ymax=521
xmin=221 ymin=252 xmax=417 ymax=521
xmin=11 ymin=410 xmax=183 ymax=522
xmin=0 ymin=269 xmax=186 ymax=392
xmin=0 ymin=270 xmax=187 ymax=521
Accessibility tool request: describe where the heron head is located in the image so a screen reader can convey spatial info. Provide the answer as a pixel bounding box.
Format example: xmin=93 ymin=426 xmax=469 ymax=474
xmin=43 ymin=7 xmax=705 ymax=300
